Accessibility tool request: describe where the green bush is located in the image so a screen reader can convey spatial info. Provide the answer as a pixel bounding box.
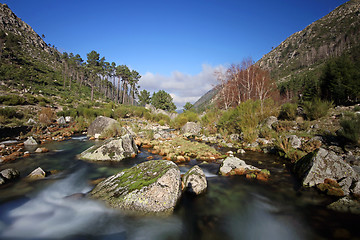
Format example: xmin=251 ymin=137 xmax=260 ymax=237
xmin=217 ymin=100 xmax=261 ymax=142
xmin=0 ymin=95 xmax=26 ymax=105
xmin=172 ymin=111 xmax=199 ymax=129
xmin=278 ymin=103 xmax=298 ymax=120
xmin=25 ymin=94 xmax=39 ymax=105
xmin=302 ymin=98 xmax=333 ymax=120
xmin=338 ymin=112 xmax=360 ymax=144
xmin=0 ymin=107 xmax=23 ymax=119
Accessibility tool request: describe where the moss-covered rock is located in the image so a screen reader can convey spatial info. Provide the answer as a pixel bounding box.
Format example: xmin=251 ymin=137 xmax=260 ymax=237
xmin=90 ymin=160 xmax=182 ymax=214
xmin=87 ymin=116 xmax=122 ymax=138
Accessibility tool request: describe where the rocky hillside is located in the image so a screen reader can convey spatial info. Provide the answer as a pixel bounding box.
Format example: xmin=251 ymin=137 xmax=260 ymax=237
xmin=256 ymin=0 xmax=360 ymax=81
xmin=0 ymin=3 xmax=60 ymax=66
xmin=193 ymin=87 xmax=219 ymax=111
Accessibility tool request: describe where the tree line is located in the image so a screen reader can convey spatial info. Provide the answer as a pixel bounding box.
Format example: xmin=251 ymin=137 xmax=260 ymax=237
xmin=61 ymin=50 xmax=141 ymax=104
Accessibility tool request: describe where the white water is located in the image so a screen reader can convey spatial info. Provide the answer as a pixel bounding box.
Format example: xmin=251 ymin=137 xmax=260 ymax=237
xmin=1 ymin=169 xmax=118 ymax=239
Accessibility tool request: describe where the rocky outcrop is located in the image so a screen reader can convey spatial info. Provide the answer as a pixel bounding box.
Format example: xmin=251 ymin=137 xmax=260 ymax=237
xmin=79 ymin=134 xmax=138 ymax=161
xmin=87 ymin=116 xmax=122 ymax=138
xmin=0 ymin=4 xmax=54 ymax=54
xmin=293 ymin=148 xmax=360 ymax=195
xmin=181 ymin=122 xmax=201 ymax=135
xmin=24 ymin=136 xmax=38 ymax=146
xmin=183 ymin=165 xmax=207 ymax=195
xmin=90 ymin=160 xmax=182 ymax=214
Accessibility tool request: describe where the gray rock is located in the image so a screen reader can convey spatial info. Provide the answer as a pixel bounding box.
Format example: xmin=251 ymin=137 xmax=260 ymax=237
xmin=327 ymin=197 xmax=360 ymax=214
xmin=181 ymin=122 xmax=201 ymax=135
xmin=293 ymin=148 xmax=359 ymax=195
xmin=26 ymin=118 xmax=36 ymax=125
xmin=24 ymin=136 xmax=38 ymax=146
xmin=183 ymin=165 xmax=207 ymax=195
xmin=287 ymin=135 xmax=302 ymax=149
xmin=91 ymin=160 xmax=182 ymax=214
xmin=229 ymin=134 xmax=240 ymax=142
xmin=237 ymin=149 xmax=246 ymax=154
xmin=0 ymin=168 xmax=20 ymax=181
xmin=263 ymin=116 xmax=278 ymax=129
xmin=79 ymin=134 xmax=138 ymax=161
xmin=57 ymin=116 xmax=66 ymax=125
xmin=87 ymin=116 xmax=121 ymax=138
xmin=27 ymin=167 xmax=46 ymax=180
xmin=0 ymin=175 xmax=5 ymax=185
xmin=219 ymin=156 xmax=259 ymax=176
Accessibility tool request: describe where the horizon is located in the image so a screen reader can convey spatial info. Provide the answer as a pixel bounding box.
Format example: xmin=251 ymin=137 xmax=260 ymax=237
xmin=2 ymin=0 xmax=348 ymax=109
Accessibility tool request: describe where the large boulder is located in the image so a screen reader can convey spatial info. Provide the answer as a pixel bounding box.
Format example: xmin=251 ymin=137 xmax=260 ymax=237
xmin=293 ymin=148 xmax=360 ymax=195
xmin=181 ymin=122 xmax=201 ymax=135
xmin=183 ymin=165 xmax=207 ymax=195
xmin=219 ymin=156 xmax=259 ymax=176
xmin=79 ymin=134 xmax=138 ymax=161
xmin=90 ymin=160 xmax=182 ymax=214
xmin=24 ymin=136 xmax=38 ymax=146
xmin=87 ymin=116 xmax=122 ymax=138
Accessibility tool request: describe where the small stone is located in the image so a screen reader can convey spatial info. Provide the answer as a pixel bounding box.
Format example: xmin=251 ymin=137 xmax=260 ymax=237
xmin=237 ymin=149 xmax=246 ymax=154
xmin=24 ymin=136 xmax=38 ymax=146
xmin=27 ymin=167 xmax=46 ymax=180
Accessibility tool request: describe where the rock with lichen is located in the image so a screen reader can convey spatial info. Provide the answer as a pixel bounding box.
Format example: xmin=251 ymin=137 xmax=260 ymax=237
xmin=183 ymin=165 xmax=207 ymax=195
xmin=90 ymin=160 xmax=182 ymax=214
xmin=79 ymin=134 xmax=138 ymax=161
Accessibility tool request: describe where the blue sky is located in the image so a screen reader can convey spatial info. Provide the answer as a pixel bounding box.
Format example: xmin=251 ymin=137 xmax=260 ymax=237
xmin=3 ymin=0 xmax=348 ymax=108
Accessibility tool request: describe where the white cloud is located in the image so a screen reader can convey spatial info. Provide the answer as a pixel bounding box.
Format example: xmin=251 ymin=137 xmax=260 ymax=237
xmin=139 ymin=64 xmax=225 ymax=109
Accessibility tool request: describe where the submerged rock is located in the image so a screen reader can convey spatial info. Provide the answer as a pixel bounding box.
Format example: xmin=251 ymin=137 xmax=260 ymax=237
xmin=79 ymin=134 xmax=138 ymax=161
xmin=293 ymin=148 xmax=359 ymax=195
xmin=183 ymin=165 xmax=207 ymax=195
xmin=87 ymin=116 xmax=122 ymax=138
xmin=328 ymin=197 xmax=360 ymax=214
xmin=90 ymin=160 xmax=182 ymax=214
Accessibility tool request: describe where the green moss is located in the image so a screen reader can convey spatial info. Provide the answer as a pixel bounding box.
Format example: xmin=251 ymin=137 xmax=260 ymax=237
xmin=113 ymin=160 xmax=174 ymax=193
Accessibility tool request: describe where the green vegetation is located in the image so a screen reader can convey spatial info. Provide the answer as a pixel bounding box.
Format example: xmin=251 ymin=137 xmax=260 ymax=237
xmin=338 ymin=112 xmax=360 ymax=144
xmin=151 ymin=90 xmax=176 ymax=111
xmin=302 ymin=98 xmax=333 ymax=120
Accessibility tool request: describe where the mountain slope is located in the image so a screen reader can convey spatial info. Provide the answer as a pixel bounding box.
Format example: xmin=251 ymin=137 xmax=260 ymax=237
xmin=256 ymin=0 xmax=360 ymax=82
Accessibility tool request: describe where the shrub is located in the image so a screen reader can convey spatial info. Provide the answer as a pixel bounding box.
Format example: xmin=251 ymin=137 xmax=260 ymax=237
xmin=38 ymin=107 xmax=55 ymax=125
xmin=25 ymin=94 xmax=39 ymax=105
xmin=302 ymin=98 xmax=333 ymax=120
xmin=338 ymin=112 xmax=360 ymax=144
xmin=217 ymin=100 xmax=261 ymax=142
xmin=278 ymin=103 xmax=298 ymax=120
xmin=0 ymin=94 xmax=26 ymax=105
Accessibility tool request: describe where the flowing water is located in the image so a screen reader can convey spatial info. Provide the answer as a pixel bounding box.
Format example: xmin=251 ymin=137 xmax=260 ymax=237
xmin=0 ymin=136 xmax=359 ymax=240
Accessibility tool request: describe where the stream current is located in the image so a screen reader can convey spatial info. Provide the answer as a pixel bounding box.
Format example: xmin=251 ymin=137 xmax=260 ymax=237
xmin=0 ymin=136 xmax=359 ymax=240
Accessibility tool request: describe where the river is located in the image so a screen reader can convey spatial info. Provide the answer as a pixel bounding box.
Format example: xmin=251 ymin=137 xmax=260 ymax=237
xmin=0 ymin=136 xmax=359 ymax=239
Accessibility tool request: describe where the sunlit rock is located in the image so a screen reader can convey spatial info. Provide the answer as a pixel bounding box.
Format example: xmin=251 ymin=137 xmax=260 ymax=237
xmin=79 ymin=134 xmax=138 ymax=161
xmin=91 ymin=160 xmax=182 ymax=214
xmin=183 ymin=165 xmax=207 ymax=195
